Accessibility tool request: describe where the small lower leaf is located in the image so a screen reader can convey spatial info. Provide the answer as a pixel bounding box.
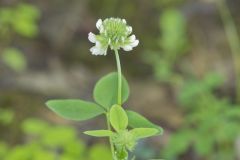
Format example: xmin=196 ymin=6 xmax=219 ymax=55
xmin=84 ymin=130 xmax=113 ymax=137
xmin=46 ymin=99 xmax=104 ymax=121
xmin=126 ymin=110 xmax=163 ymax=135
xmin=130 ymin=128 xmax=159 ymax=139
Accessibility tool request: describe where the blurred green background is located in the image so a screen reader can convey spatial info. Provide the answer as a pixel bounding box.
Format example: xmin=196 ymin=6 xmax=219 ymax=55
xmin=1 ymin=0 xmax=240 ymax=159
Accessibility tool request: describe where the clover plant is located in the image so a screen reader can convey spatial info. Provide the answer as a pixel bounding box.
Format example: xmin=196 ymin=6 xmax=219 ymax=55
xmin=46 ymin=18 xmax=163 ymax=160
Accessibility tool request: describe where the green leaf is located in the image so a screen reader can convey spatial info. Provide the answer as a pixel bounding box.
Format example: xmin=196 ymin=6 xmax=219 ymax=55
xmin=42 ymin=126 xmax=76 ymax=147
xmin=126 ymin=110 xmax=163 ymax=135
xmin=88 ymin=144 xmax=112 ymax=160
xmin=13 ymin=3 xmax=40 ymax=38
xmin=130 ymin=128 xmax=159 ymax=139
xmin=0 ymin=108 xmax=14 ymax=125
xmin=110 ymin=105 xmax=128 ymax=132
xmin=46 ymin=99 xmax=104 ymax=121
xmin=94 ymin=72 xmax=129 ymax=109
xmin=84 ymin=130 xmax=113 ymax=137
xmin=21 ymin=118 xmax=49 ymax=135
xmin=1 ymin=48 xmax=27 ymax=72
xmin=162 ymin=130 xmax=192 ymax=159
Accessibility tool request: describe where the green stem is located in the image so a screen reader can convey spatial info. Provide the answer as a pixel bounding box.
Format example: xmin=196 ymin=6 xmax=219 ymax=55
xmin=114 ymin=49 xmax=122 ymax=105
xmin=216 ymin=0 xmax=240 ymax=102
xmin=106 ymin=113 xmax=115 ymax=159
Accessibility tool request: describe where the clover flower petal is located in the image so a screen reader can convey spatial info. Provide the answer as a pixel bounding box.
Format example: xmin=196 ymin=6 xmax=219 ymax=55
xmin=122 ymin=45 xmax=133 ymax=51
xmin=88 ymin=32 xmax=96 ymax=43
xmin=90 ymin=45 xmax=107 ymax=56
xmin=127 ymin=26 xmax=132 ymax=34
xmin=96 ymin=19 xmax=103 ymax=30
xmin=88 ymin=18 xmax=139 ymax=55
xmin=129 ymin=35 xmax=136 ymax=42
xmin=130 ymin=39 xmax=139 ymax=47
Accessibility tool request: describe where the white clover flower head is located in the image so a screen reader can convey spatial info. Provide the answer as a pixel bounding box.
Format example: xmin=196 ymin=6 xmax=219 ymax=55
xmin=88 ymin=18 xmax=139 ymax=56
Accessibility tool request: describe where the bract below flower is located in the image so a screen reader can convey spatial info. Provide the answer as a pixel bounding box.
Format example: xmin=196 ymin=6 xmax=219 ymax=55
xmin=88 ymin=18 xmax=139 ymax=56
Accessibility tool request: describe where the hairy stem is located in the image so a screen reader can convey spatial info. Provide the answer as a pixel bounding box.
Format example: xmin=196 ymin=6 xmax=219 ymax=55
xmin=114 ymin=49 xmax=122 ymax=105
